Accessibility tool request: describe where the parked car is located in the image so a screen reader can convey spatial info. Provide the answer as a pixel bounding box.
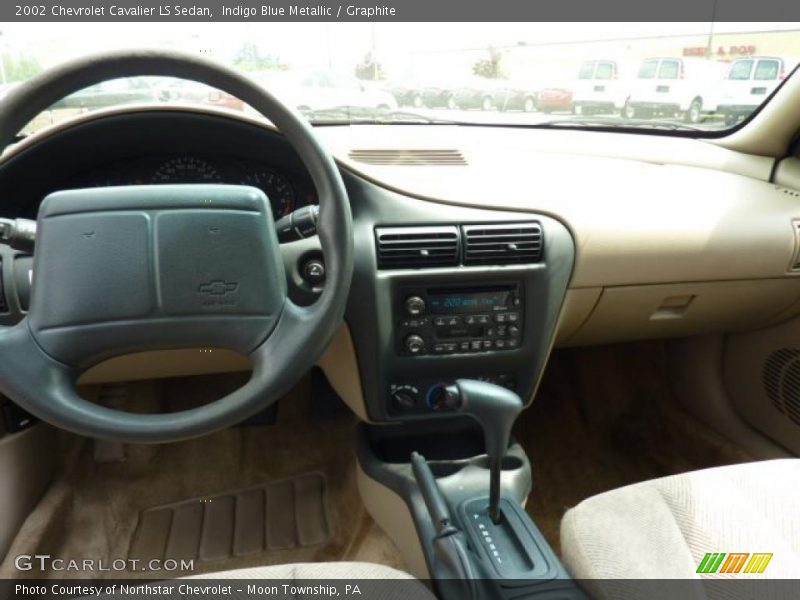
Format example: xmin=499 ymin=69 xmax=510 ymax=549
xmin=206 ymin=87 xmax=246 ymax=111
xmin=718 ymin=56 xmax=798 ymax=125
xmin=452 ymin=77 xmax=501 ymax=110
xmin=492 ymin=79 xmax=539 ymax=112
xmin=256 ymin=70 xmax=398 ymax=114
xmin=536 ymin=84 xmax=574 ymax=113
xmin=50 ymin=77 xmax=157 ymax=110
xmin=623 ymin=56 xmax=726 ymax=122
xmin=419 ymin=83 xmax=457 ymax=109
xmin=390 ymin=80 xmax=422 ymax=107
xmin=154 ymin=78 xmax=216 ymax=104
xmin=572 ymin=59 xmax=635 ymax=115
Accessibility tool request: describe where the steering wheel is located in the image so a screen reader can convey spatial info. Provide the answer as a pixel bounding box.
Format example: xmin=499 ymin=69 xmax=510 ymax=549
xmin=0 ymin=51 xmax=353 ymax=443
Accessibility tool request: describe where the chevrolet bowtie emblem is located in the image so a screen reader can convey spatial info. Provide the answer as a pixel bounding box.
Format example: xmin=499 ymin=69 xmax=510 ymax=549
xmin=198 ymin=280 xmax=239 ymax=296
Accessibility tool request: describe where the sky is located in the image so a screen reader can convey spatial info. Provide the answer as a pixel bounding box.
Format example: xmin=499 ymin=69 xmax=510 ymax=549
xmin=2 ymin=22 xmax=799 ymax=77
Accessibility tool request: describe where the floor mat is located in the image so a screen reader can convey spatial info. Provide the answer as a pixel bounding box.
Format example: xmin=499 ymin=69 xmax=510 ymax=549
xmin=1 ymin=373 xmax=405 ymax=579
xmin=517 ymin=342 xmax=754 ymax=557
xmin=128 ymin=473 xmax=330 ymax=564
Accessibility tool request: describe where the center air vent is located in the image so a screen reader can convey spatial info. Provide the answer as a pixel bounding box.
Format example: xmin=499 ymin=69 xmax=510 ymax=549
xmin=462 ymin=223 xmax=543 ymax=266
xmin=375 ymin=226 xmax=459 ymax=269
xmin=349 ymin=149 xmax=467 ymax=166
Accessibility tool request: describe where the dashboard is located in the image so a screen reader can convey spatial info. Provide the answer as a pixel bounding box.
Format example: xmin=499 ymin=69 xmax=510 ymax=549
xmin=4 ymin=105 xmax=800 ymax=424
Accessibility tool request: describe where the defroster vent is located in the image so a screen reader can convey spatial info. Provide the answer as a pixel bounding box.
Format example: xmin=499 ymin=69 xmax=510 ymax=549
xmin=462 ymin=223 xmax=543 ymax=266
xmin=376 ymin=226 xmax=459 ymax=269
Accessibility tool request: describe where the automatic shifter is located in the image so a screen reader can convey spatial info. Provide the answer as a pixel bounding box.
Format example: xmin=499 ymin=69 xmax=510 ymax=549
xmin=429 ymin=379 xmax=524 ymax=524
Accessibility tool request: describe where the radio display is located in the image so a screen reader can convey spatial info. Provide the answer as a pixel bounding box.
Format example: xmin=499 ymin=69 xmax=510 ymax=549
xmin=428 ymin=288 xmax=511 ymax=314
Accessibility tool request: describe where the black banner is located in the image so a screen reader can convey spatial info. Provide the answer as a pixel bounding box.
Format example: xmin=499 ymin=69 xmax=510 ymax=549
xmin=3 ymin=0 xmax=800 ymax=22
xmin=5 ymin=579 xmax=800 ymax=599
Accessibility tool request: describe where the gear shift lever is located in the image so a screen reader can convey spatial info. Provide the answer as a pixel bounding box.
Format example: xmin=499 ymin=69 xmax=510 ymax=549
xmin=429 ymin=379 xmax=524 ymax=524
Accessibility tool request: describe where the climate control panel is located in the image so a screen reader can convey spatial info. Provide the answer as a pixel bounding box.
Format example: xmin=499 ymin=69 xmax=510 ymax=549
xmin=389 ymin=374 xmax=517 ymax=414
xmin=394 ymin=284 xmax=524 ymax=357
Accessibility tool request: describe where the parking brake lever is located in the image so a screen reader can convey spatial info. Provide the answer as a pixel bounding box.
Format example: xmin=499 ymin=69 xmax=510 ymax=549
xmin=411 ymin=452 xmax=478 ymax=594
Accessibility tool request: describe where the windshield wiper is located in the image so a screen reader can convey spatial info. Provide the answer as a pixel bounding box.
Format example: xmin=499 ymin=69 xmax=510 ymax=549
xmin=539 ymin=116 xmax=706 ymax=132
xmin=379 ymin=110 xmax=456 ymax=124
xmin=305 ymin=107 xmax=455 ymax=125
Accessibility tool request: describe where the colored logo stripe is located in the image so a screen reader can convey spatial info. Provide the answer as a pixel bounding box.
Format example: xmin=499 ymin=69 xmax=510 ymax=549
xmin=720 ymin=553 xmax=749 ymax=573
xmin=744 ymin=553 xmax=773 ymax=574
xmin=697 ymin=552 xmax=773 ymax=574
xmin=697 ymin=553 xmax=726 ymax=573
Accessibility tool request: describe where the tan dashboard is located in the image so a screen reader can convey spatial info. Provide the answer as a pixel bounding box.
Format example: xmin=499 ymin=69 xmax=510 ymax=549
xmin=41 ymin=114 xmax=800 ymax=390
xmin=320 ymin=125 xmax=800 ymax=348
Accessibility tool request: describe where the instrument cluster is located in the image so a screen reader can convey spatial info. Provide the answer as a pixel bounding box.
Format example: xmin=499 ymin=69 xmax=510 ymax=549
xmin=74 ymin=154 xmax=316 ymax=220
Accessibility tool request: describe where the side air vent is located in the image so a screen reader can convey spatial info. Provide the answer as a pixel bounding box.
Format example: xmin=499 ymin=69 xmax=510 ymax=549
xmin=349 ymin=149 xmax=467 ymax=166
xmin=375 ymin=226 xmax=460 ymax=269
xmin=764 ymin=348 xmax=800 ymax=425
xmin=0 ymin=259 xmax=5 ymax=313
xmin=462 ymin=223 xmax=543 ymax=266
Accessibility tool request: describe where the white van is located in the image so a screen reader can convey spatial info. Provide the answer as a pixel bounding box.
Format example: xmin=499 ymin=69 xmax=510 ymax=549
xmin=623 ymin=57 xmax=726 ymax=123
xmin=572 ymin=59 xmax=634 ymax=115
xmin=718 ymin=56 xmax=798 ymax=125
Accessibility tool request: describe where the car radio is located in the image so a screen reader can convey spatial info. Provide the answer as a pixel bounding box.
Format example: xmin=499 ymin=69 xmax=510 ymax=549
xmin=394 ymin=283 xmax=523 ymax=356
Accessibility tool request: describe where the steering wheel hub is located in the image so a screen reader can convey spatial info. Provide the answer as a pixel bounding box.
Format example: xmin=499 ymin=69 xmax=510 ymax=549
xmin=31 ymin=184 xmax=285 ymax=366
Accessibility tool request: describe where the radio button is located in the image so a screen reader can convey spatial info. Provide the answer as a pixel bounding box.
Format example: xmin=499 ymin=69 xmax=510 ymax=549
xmin=494 ymin=313 xmax=507 ymax=323
xmin=507 ymin=338 xmax=519 ymax=348
xmin=405 ymin=334 xmax=426 ymax=354
xmin=459 ymin=341 xmax=471 ymax=352
xmin=433 ymin=343 xmax=446 ymax=354
xmin=508 ymin=325 xmax=520 ymax=337
xmin=482 ymin=340 xmax=493 ymax=350
xmin=507 ymin=312 xmax=520 ymax=323
xmin=465 ymin=314 xmax=490 ymax=325
xmin=444 ymin=343 xmax=458 ymax=353
xmin=400 ymin=317 xmax=427 ymax=328
xmin=433 ymin=316 xmax=447 ymax=326
xmin=405 ymin=296 xmax=426 ymax=316
xmin=470 ymin=340 xmax=482 ymax=351
xmin=497 ymin=325 xmax=508 ymax=337
xmin=446 ymin=316 xmax=462 ymax=326
xmin=495 ymin=339 xmax=507 ymax=349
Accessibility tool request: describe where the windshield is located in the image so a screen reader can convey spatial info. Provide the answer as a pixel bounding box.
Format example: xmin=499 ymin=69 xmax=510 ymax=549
xmin=2 ymin=22 xmax=799 ymax=135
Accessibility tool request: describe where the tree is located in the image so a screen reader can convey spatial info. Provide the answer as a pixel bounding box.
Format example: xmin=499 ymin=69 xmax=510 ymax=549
xmin=233 ymin=42 xmax=288 ymax=72
xmin=472 ymin=46 xmax=506 ymax=79
xmin=354 ymin=52 xmax=386 ymax=81
xmin=1 ymin=53 xmax=42 ymax=82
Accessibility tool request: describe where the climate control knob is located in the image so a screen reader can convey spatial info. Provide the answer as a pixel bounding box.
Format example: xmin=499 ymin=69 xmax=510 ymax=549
xmin=404 ymin=295 xmax=426 ymax=316
xmin=391 ymin=389 xmax=418 ymax=411
xmin=405 ymin=334 xmax=426 ymax=355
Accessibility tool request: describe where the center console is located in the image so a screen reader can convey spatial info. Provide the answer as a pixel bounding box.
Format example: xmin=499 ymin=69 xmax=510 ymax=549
xmin=344 ymin=171 xmax=574 ymax=422
xmin=343 ymin=173 xmax=578 ymax=598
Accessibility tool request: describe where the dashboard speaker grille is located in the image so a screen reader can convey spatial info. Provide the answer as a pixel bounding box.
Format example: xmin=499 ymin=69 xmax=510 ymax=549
xmin=462 ymin=223 xmax=543 ymax=266
xmin=375 ymin=226 xmax=460 ymax=269
xmin=763 ymin=348 xmax=800 ymax=426
xmin=349 ymin=149 xmax=467 ymax=166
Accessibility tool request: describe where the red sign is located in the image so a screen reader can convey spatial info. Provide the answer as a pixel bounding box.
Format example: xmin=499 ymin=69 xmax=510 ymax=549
xmin=683 ymin=45 xmax=756 ymax=57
